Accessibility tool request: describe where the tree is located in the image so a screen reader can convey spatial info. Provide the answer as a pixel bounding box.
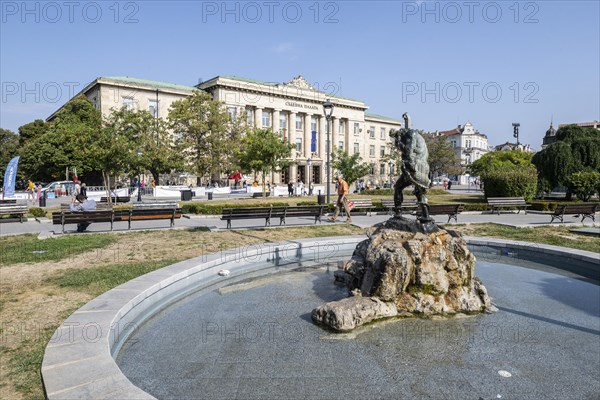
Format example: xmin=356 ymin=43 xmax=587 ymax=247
xmin=236 ymin=127 xmax=294 ymax=197
xmin=566 ymin=171 xmax=600 ymax=202
xmin=532 ymin=125 xmax=600 ymax=197
xmin=0 ymin=128 xmax=20 ymax=183
xmin=469 ymin=150 xmax=534 ymax=177
xmin=331 ymin=147 xmax=371 ymax=187
xmin=19 ymin=95 xmax=103 ymax=183
xmin=422 ymin=133 xmax=462 ymax=180
xmin=87 ymin=108 xmax=140 ymax=202
xmin=168 ymin=90 xmax=242 ymax=183
xmin=18 ymin=119 xmax=48 ymax=146
xmin=104 ymin=108 xmax=183 ymax=185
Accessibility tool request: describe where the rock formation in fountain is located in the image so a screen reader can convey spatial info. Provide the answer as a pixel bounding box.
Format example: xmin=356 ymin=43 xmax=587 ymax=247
xmin=311 ymin=217 xmax=493 ymax=332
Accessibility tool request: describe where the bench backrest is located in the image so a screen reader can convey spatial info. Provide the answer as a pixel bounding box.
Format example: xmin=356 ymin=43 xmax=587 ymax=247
xmin=0 ymin=205 xmax=27 ymax=213
xmin=52 ymin=210 xmax=115 ymax=224
xmin=100 ymin=196 xmax=130 ymax=203
xmin=0 ymin=199 xmax=17 ymax=205
xmin=277 ymin=205 xmax=323 ymax=217
xmin=132 ymin=202 xmax=178 ymax=209
xmin=487 ymin=197 xmax=527 ymax=204
xmin=349 ymin=199 xmax=373 ymax=207
xmin=222 ymin=207 xmax=273 ymax=217
xmin=555 ymin=203 xmax=599 ymax=214
xmin=428 ymin=203 xmax=464 ymax=212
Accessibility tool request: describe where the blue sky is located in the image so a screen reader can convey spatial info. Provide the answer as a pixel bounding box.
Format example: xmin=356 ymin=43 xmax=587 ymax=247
xmin=1 ymin=0 xmax=598 ymax=150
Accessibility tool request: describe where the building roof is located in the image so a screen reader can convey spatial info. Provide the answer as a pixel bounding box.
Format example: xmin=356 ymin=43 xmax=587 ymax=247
xmin=199 ymin=75 xmax=364 ymax=103
xmin=364 ymin=113 xmax=402 ymax=124
xmin=100 ymin=76 xmax=197 ymax=93
xmin=438 ymin=127 xmax=463 ymax=136
xmin=558 ymin=121 xmax=600 ymax=129
xmin=545 ymin=122 xmax=556 ymax=137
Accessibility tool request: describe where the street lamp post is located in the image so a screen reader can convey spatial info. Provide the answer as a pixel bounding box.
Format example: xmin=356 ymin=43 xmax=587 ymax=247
xmin=512 ymin=122 xmax=520 ymax=146
xmin=136 ymin=149 xmax=143 ymax=202
xmin=323 ymin=99 xmax=334 ymax=204
xmin=307 ymin=158 xmax=312 ymax=196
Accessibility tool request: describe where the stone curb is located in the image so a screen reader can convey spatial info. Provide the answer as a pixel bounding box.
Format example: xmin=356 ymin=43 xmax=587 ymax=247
xmin=41 ymin=236 xmax=598 ymax=399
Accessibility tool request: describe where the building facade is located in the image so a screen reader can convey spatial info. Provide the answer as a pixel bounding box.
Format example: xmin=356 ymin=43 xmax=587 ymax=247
xmin=49 ymin=75 xmax=402 ymax=187
xmin=435 ymin=122 xmax=489 ymax=185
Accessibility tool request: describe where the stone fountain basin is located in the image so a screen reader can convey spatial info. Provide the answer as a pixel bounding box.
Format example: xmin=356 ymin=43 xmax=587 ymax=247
xmin=41 ymin=236 xmax=599 ymax=399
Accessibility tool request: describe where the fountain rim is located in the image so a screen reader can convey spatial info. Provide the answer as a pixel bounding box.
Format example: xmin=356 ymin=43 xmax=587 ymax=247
xmin=40 ymin=235 xmax=599 ymax=399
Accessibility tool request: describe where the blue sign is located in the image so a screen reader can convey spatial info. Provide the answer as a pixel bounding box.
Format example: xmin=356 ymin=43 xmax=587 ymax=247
xmin=311 ymin=131 xmax=317 ymax=153
xmin=2 ymin=156 xmax=20 ymax=198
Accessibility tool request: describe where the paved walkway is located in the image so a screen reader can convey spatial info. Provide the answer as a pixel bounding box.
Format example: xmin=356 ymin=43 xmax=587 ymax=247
xmin=1 ymin=209 xmax=598 ymax=237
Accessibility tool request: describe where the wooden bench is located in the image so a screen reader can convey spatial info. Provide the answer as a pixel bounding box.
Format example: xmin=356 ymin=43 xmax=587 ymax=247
xmin=348 ymin=199 xmax=373 ymax=216
xmin=0 ymin=203 xmax=28 ymax=222
xmin=52 ymin=210 xmax=122 ymax=233
xmin=487 ymin=197 xmax=530 ymax=215
xmin=270 ymin=205 xmax=324 ymax=225
xmin=127 ymin=203 xmax=181 ymax=228
xmin=417 ymin=203 xmax=465 ymax=223
xmin=53 ymin=203 xmax=181 ymax=232
xmin=221 ymin=207 xmax=275 ymax=229
xmin=220 ymin=206 xmax=324 ymax=229
xmin=251 ymin=191 xmax=271 ymax=198
xmin=0 ymin=199 xmax=17 ymax=204
xmin=100 ymin=196 xmax=131 ymax=203
xmin=550 ymin=203 xmax=599 ymax=223
xmin=381 ymin=199 xmax=418 ymax=216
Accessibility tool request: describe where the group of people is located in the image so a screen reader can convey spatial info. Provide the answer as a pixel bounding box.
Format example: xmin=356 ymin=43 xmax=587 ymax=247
xmin=287 ymin=180 xmax=314 ymax=197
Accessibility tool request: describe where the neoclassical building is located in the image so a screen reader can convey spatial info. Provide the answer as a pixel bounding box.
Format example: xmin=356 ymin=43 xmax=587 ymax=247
xmin=48 ymin=75 xmax=402 ymax=187
xmin=435 ymin=122 xmax=490 ymax=185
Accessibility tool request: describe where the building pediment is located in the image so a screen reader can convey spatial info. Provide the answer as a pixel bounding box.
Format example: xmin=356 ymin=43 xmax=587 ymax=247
xmin=280 ymin=75 xmax=317 ymax=91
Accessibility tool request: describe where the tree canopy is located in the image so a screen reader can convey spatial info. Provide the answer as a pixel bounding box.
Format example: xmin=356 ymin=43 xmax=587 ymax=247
xmin=532 ymin=125 xmax=600 ymax=191
xmin=168 ymin=90 xmax=244 ymax=181
xmin=469 ymin=150 xmax=534 ymax=177
xmin=422 ymin=133 xmax=462 ymax=180
xmin=0 ymin=128 xmax=20 ymax=183
xmin=19 ymin=95 xmax=102 ymax=182
xmin=331 ymin=147 xmax=371 ymax=186
xmin=236 ymin=127 xmax=293 ymax=196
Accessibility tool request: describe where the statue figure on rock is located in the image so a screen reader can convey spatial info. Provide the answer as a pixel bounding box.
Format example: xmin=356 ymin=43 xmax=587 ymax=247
xmin=392 ymin=113 xmax=431 ymax=222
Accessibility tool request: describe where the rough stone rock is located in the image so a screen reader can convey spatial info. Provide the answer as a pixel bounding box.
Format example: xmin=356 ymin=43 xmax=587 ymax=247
xmin=313 ymin=216 xmax=493 ymax=331
xmin=311 ymin=296 xmax=398 ymax=332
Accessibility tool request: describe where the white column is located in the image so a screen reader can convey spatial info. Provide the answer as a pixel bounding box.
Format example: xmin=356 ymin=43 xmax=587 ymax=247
xmin=273 ymin=109 xmax=280 ymax=134
xmin=304 ymin=114 xmax=311 ymax=157
xmin=289 ymin=112 xmax=297 ymax=181
xmin=345 ymin=119 xmax=351 ymax=152
xmin=255 ymin=107 xmax=263 ymax=129
xmin=318 ymin=116 xmax=326 ymax=159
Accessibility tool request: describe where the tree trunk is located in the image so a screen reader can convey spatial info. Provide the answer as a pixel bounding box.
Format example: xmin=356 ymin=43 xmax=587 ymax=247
xmin=262 ymin=170 xmax=266 ymax=198
xmin=102 ymin=171 xmax=112 ymax=205
xmin=151 ymin=170 xmax=159 ymax=185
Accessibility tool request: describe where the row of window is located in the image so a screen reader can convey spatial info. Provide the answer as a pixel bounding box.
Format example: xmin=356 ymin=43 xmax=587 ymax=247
xmin=450 ymin=139 xmax=488 ymax=149
xmin=123 ymin=97 xmax=159 ymax=118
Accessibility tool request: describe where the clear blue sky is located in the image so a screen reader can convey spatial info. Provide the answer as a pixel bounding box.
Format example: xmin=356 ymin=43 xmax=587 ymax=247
xmin=1 ymin=0 xmax=598 ymax=150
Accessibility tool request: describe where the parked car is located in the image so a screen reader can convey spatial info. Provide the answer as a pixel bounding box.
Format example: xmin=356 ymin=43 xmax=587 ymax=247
xmin=41 ymin=180 xmax=76 ymax=196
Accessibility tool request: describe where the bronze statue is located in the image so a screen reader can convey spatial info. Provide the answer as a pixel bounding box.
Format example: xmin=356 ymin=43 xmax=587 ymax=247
xmin=392 ymin=113 xmax=431 ymax=221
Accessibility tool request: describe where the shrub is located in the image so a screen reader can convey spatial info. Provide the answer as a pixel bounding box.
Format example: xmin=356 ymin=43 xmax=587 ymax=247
xmin=566 ymin=171 xmax=600 ymax=201
xmin=482 ymin=165 xmax=537 ymax=200
xmin=529 ymin=201 xmax=559 ymax=212
xmin=28 ymin=207 xmax=47 ymax=218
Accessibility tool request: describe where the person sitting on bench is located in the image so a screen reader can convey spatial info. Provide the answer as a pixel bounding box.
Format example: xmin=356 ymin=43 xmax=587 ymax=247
xmin=70 ymin=194 xmax=97 ymax=232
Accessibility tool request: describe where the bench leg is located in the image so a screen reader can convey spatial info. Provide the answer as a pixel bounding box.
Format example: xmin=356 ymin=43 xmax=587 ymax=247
xmin=227 ymin=220 xmax=231 ymax=229
xmin=280 ymin=217 xmax=285 ymax=226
